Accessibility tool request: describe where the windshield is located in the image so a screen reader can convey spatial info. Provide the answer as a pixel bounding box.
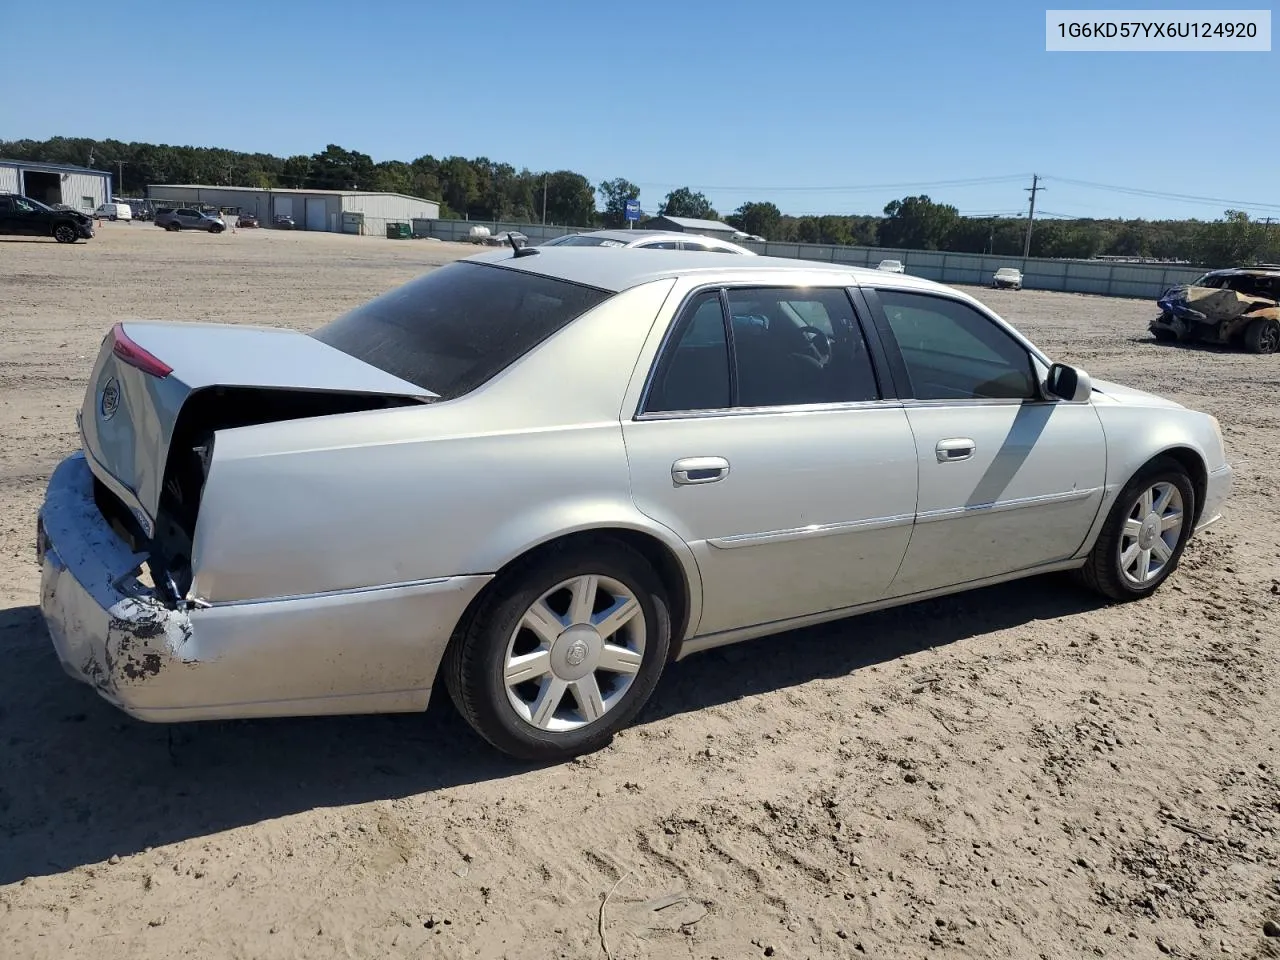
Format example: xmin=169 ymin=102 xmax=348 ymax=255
xmin=310 ymin=261 xmax=614 ymax=399
xmin=1191 ymin=272 xmax=1228 ymax=288
xmin=996 ymin=268 xmax=1019 ymax=276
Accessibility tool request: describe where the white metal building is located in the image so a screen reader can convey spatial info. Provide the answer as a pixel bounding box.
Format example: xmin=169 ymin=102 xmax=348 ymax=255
xmin=643 ymin=215 xmax=739 ymax=239
xmin=146 ymin=185 xmax=441 ymax=236
xmin=0 ymin=159 xmax=112 ymax=213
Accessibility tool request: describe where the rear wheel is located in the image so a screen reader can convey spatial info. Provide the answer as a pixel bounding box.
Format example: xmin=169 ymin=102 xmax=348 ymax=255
xmin=1243 ymin=317 xmax=1280 ymax=355
xmin=443 ymin=539 xmax=671 ymax=761
xmin=52 ymin=224 xmax=77 ymax=244
xmin=1074 ymin=457 xmax=1196 ymax=602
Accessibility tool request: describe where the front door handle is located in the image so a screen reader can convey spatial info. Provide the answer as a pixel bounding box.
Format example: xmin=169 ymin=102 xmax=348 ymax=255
xmin=672 ymin=456 xmax=730 ymax=485
xmin=935 ymin=438 xmax=976 ymax=463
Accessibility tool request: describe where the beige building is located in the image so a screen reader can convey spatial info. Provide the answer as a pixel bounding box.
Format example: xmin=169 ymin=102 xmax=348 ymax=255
xmin=146 ymin=184 xmax=441 ymax=235
xmin=0 ymin=159 xmax=112 ymax=213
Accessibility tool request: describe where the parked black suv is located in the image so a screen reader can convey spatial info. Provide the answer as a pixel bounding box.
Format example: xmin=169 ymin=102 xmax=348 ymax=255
xmin=0 ymin=193 xmax=95 ymax=243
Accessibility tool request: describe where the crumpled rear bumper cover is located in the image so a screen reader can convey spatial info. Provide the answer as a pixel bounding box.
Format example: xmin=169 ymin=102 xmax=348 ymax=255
xmin=38 ymin=453 xmax=491 ymax=722
xmin=38 ymin=454 xmax=192 ymax=711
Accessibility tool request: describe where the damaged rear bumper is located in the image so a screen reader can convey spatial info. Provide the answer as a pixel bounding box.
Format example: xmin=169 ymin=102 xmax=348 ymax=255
xmin=38 ymin=453 xmax=492 ymax=722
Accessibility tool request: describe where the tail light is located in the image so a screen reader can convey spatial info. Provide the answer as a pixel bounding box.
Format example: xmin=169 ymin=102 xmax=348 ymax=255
xmin=110 ymin=323 xmax=173 ymax=378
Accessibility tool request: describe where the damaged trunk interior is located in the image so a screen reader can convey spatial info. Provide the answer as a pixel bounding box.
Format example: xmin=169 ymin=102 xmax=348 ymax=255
xmin=98 ymin=386 xmax=424 ymax=606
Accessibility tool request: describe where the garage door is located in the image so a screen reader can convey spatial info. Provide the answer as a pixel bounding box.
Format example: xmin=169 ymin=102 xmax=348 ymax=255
xmin=274 ymin=196 xmax=293 ymax=220
xmin=305 ymin=197 xmax=326 ymax=231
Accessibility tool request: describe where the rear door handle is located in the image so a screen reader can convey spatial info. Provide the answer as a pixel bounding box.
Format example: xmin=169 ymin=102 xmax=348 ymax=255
xmin=935 ymin=438 xmax=975 ymax=463
xmin=672 ymin=457 xmax=730 ymax=485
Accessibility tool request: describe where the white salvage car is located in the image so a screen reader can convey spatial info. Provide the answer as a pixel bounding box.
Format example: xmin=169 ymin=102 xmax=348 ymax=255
xmin=38 ymin=247 xmax=1233 ymax=760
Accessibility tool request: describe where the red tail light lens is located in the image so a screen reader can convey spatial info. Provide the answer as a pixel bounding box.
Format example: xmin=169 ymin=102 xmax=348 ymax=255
xmin=110 ymin=323 xmax=173 ymax=378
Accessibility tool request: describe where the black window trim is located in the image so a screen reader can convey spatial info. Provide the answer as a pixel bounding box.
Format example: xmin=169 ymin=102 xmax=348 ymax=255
xmin=634 ymin=281 xmax=900 ymax=420
xmin=862 ymin=285 xmax=1052 ymax=406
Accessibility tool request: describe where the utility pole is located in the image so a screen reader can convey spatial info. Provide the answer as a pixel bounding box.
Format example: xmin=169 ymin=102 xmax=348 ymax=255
xmin=542 ymin=174 xmax=548 ymax=225
xmin=1022 ymin=174 xmax=1043 ymax=259
xmin=116 ymin=160 xmax=128 ymax=198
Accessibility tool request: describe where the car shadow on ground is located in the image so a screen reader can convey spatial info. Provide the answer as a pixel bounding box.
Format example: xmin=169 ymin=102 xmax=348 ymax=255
xmin=1129 ymin=335 xmax=1239 ymax=354
xmin=0 ymin=576 xmax=1103 ymax=884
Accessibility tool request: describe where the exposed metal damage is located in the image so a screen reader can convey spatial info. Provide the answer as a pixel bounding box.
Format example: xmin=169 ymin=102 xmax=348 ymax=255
xmin=1151 ymin=268 xmax=1280 ymax=354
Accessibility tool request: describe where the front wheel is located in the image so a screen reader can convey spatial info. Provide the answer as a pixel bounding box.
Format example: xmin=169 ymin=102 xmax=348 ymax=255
xmin=443 ymin=539 xmax=671 ymax=761
xmin=1243 ymin=317 xmax=1280 ymax=355
xmin=1151 ymin=326 xmax=1178 ymax=342
xmin=1074 ymin=457 xmax=1196 ymax=601
xmin=52 ymin=224 xmax=78 ymax=243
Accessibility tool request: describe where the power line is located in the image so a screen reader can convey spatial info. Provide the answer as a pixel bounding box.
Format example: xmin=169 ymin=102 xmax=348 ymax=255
xmin=1043 ymin=175 xmax=1280 ymax=212
xmin=633 ymin=174 xmax=1031 ymax=194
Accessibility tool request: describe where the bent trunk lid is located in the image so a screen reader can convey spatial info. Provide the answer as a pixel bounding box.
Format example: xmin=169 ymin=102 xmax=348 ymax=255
xmin=79 ymin=321 xmax=435 ymax=532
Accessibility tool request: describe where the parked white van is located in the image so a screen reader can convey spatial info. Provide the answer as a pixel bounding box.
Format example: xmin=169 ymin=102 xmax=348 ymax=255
xmin=94 ymin=203 xmax=132 ymax=222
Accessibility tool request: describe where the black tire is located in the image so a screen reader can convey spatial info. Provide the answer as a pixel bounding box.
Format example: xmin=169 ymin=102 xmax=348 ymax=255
xmin=1243 ymin=316 xmax=1280 ymax=355
xmin=1151 ymin=326 xmax=1178 ymax=342
xmin=52 ymin=223 xmax=78 ymax=244
xmin=1073 ymin=456 xmax=1196 ymax=602
xmin=210 ymin=224 xmax=225 ymax=234
xmin=443 ymin=538 xmax=671 ymax=761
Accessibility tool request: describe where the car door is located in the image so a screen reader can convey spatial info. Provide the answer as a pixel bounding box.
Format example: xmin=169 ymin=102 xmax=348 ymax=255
xmin=177 ymin=208 xmax=201 ymax=228
xmin=0 ymin=196 xmax=13 ymax=235
xmin=622 ymin=284 xmax=919 ymax=639
xmin=862 ymin=285 xmax=1107 ymax=597
xmin=7 ymin=196 xmax=44 ymax=237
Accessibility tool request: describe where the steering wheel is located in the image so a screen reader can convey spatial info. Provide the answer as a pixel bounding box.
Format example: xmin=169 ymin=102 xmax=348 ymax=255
xmin=797 ymin=325 xmax=833 ymax=362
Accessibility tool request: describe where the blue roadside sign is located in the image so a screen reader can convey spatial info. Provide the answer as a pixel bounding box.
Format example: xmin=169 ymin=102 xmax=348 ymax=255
xmin=624 ymin=199 xmax=641 ymax=221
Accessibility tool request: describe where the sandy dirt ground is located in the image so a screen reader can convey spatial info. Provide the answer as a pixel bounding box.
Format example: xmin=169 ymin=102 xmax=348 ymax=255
xmin=0 ymin=224 xmax=1276 ymax=960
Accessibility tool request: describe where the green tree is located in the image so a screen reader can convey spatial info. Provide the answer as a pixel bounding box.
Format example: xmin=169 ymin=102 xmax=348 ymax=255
xmin=878 ymin=195 xmax=960 ymax=250
xmin=541 ymin=170 xmax=597 ymax=225
xmin=727 ymin=201 xmax=781 ymax=239
xmin=598 ymin=177 xmax=640 ymax=228
xmin=659 ymin=187 xmax=716 ymax=220
xmin=305 ymin=144 xmax=375 ymax=190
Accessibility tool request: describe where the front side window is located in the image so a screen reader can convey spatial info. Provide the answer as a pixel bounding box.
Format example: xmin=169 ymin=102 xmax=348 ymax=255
xmin=312 ymin=261 xmax=613 ymax=399
xmin=876 ymin=289 xmax=1037 ymax=401
xmin=637 ymin=240 xmax=680 ymax=249
xmin=644 ymin=287 xmax=881 ymax=413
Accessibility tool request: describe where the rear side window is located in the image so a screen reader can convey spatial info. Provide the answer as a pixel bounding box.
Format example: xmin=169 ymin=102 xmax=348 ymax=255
xmin=311 ymin=261 xmax=613 ymax=399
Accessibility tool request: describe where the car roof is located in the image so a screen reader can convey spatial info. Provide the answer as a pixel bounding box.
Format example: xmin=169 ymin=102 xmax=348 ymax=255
xmin=559 ymin=229 xmax=728 ymax=244
xmin=1204 ymin=267 xmax=1280 ymax=277
xmin=465 ymin=246 xmax=954 ymax=296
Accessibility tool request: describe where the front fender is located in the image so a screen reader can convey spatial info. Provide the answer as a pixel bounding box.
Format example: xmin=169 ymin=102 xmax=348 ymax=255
xmin=1073 ymin=403 xmax=1225 ymax=557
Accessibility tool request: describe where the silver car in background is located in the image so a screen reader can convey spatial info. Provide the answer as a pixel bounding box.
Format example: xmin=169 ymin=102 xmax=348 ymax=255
xmin=154 ymin=207 xmax=227 ymax=233
xmin=540 ymin=228 xmax=756 ymax=254
xmin=37 ymin=248 xmax=1232 ymax=761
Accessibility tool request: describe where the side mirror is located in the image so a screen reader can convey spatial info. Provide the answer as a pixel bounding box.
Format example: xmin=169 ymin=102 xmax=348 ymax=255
xmin=1045 ymin=362 xmax=1092 ymax=402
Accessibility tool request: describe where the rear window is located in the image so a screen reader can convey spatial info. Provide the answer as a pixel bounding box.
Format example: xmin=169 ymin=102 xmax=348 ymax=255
xmin=310 ymin=261 xmax=613 ymax=399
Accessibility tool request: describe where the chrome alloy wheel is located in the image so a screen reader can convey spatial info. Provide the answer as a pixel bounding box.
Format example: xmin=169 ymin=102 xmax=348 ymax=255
xmin=503 ymin=574 xmax=646 ymax=732
xmin=1118 ymin=481 xmax=1185 ymax=586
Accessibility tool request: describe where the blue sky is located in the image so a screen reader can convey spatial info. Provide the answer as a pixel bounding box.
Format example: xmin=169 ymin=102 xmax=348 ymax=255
xmin=4 ymin=0 xmax=1277 ymax=221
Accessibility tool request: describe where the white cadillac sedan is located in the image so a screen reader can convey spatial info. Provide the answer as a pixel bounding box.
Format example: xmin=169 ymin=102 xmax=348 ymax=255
xmin=37 ymin=247 xmax=1233 ymax=760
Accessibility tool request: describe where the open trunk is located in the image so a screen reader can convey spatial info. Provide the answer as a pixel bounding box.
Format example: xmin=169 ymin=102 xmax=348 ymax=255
xmin=79 ymin=321 xmax=435 ymax=601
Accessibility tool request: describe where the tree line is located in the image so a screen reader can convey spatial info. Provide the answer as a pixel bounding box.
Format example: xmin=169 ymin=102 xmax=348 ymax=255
xmin=3 ymin=137 xmax=1275 ymax=265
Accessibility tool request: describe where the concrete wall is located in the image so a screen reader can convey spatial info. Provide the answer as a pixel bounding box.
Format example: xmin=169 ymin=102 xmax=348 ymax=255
xmin=733 ymin=241 xmax=1203 ymax=300
xmin=411 ymin=218 xmax=1199 ymax=299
